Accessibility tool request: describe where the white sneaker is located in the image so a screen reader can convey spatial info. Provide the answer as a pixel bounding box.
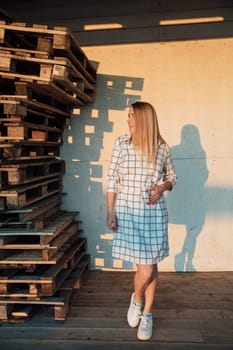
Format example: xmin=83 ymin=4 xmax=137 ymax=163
xmin=137 ymin=314 xmax=153 ymax=341
xmin=127 ymin=293 xmax=142 ymax=328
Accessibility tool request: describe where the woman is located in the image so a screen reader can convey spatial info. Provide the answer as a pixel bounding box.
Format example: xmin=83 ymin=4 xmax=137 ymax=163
xmin=106 ymin=101 xmax=176 ymax=341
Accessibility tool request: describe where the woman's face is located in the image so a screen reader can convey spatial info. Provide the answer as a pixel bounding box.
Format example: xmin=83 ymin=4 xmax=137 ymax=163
xmin=127 ymin=107 xmax=136 ymax=134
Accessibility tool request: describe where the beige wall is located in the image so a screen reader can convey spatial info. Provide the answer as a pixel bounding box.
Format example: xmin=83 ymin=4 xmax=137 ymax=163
xmin=61 ymin=38 xmax=233 ymax=271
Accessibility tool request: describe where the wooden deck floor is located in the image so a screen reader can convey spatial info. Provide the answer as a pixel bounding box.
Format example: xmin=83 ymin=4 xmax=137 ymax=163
xmin=0 ymin=270 xmax=233 ymax=349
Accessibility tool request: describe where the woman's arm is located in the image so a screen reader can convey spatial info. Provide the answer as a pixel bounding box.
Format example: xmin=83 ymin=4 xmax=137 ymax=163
xmin=147 ymin=144 xmax=176 ymax=205
xmin=106 ymin=192 xmax=118 ymax=231
xmin=106 ymin=137 xmax=122 ymax=231
xmin=163 ymin=145 xmax=177 ymax=188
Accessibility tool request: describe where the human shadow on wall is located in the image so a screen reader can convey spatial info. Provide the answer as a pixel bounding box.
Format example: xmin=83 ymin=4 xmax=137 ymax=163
xmin=167 ymin=124 xmax=208 ymax=272
xmin=61 ymin=73 xmax=144 ymax=270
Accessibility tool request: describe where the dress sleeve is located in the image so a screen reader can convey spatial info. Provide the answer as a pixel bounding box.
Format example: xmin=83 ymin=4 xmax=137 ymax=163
xmin=106 ymin=138 xmax=121 ymax=193
xmin=163 ymin=144 xmax=177 ymax=189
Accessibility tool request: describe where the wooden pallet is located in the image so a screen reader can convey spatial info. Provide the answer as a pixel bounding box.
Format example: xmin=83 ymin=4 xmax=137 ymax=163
xmin=0 ymin=71 xmax=92 ymax=107
xmin=0 ymin=93 xmax=70 ymax=119
xmin=0 ymin=176 xmax=62 ymax=209
xmin=0 ymin=96 xmax=66 ymax=130
xmin=0 ymin=220 xmax=82 ymax=263
xmin=0 ymin=21 xmax=97 ymax=84
xmin=14 ymin=81 xmax=73 ymax=116
xmin=0 ymin=204 xmax=61 ymax=231
xmin=0 ymin=45 xmax=50 ymax=60
xmin=0 ymin=254 xmax=90 ymax=321
xmin=0 ymin=49 xmax=95 ymax=104
xmin=0 ymin=112 xmax=65 ymax=133
xmin=0 ymin=72 xmax=86 ymax=107
xmin=0 ymin=122 xmax=63 ymax=143
xmin=0 ymin=141 xmax=61 ymax=160
xmin=0 ymin=94 xmax=65 ymax=140
xmin=0 ymin=210 xmax=79 ymax=247
xmin=0 ymin=97 xmax=27 ymax=118
xmin=0 ymin=236 xmax=87 ymax=298
xmin=0 ymin=193 xmax=62 ymax=229
xmin=0 ymin=159 xmax=65 ymax=189
xmin=0 ymin=22 xmax=96 ymax=107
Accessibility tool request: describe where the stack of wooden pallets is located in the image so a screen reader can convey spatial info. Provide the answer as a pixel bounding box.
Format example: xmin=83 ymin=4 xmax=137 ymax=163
xmin=0 ymin=20 xmax=97 ymax=321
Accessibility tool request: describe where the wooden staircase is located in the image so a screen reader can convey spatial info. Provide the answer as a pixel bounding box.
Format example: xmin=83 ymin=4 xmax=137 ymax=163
xmin=0 ymin=270 xmax=232 ymax=349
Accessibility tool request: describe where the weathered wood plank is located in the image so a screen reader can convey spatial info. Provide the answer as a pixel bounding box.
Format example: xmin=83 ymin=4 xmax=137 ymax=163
xmin=0 ymin=21 xmax=97 ymax=82
xmin=0 ymin=325 xmax=204 ymax=342
xmin=0 ymin=176 xmax=62 ymax=209
xmin=0 ymin=52 xmax=94 ymax=103
xmin=202 ymin=329 xmax=233 ymax=344
xmin=84 ymin=271 xmax=233 ymax=292
xmin=69 ymin=305 xmax=230 ymax=321
xmin=37 ymin=317 xmax=232 ymax=331
xmin=0 ymin=211 xmax=77 ymax=238
xmin=0 ymin=242 xmax=86 ymax=298
xmin=1 ymin=339 xmax=231 ymax=350
xmin=0 ymin=160 xmax=64 ymax=188
xmin=0 ymin=271 xmax=232 ymax=348
xmin=0 ymin=141 xmax=61 ymax=161
xmin=73 ymin=294 xmax=233 ymax=309
xmin=0 ymin=93 xmax=70 ymax=117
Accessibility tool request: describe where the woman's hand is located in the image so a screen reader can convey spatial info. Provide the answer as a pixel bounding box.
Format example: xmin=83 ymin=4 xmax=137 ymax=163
xmin=106 ymin=212 xmax=118 ymax=231
xmin=147 ymin=184 xmax=163 ymax=205
xmin=147 ymin=181 xmax=173 ymax=205
xmin=106 ymin=193 xmax=118 ymax=231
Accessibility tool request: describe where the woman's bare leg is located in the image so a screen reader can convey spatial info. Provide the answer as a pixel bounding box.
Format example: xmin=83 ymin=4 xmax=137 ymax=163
xmin=134 ymin=264 xmax=158 ymax=312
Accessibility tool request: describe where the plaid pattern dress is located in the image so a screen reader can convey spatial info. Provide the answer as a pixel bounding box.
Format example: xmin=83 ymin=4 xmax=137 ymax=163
xmin=107 ymin=134 xmax=176 ymax=265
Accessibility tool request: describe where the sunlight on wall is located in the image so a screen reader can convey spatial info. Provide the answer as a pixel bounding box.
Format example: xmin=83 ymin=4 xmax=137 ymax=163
xmin=113 ymin=260 xmax=123 ymax=269
xmin=160 ymin=17 xmax=224 ymax=25
xmin=84 ymin=23 xmax=123 ymax=31
xmin=67 ymin=136 xmax=73 ymax=144
xmin=85 ymin=137 xmax=90 ymax=146
xmin=100 ymin=233 xmax=114 ymax=240
xmin=91 ymin=109 xmax=99 ymax=118
xmin=85 ymin=125 xmax=95 ymax=133
xmin=72 ymin=109 xmax=81 ymax=116
xmin=95 ymin=258 xmax=105 ymax=267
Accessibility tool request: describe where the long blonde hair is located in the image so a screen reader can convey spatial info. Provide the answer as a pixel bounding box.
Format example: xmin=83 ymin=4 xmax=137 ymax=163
xmin=131 ymin=101 xmax=165 ymax=164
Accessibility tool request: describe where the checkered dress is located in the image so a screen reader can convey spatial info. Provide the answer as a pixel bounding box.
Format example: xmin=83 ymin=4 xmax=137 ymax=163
xmin=107 ymin=134 xmax=176 ymax=265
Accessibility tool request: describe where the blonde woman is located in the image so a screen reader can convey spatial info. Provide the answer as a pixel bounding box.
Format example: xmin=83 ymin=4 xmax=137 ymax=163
xmin=106 ymin=101 xmax=176 ymax=341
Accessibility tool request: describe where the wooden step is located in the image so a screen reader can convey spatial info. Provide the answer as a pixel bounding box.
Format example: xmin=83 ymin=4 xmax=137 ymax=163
xmin=0 ymin=271 xmax=233 ymax=347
